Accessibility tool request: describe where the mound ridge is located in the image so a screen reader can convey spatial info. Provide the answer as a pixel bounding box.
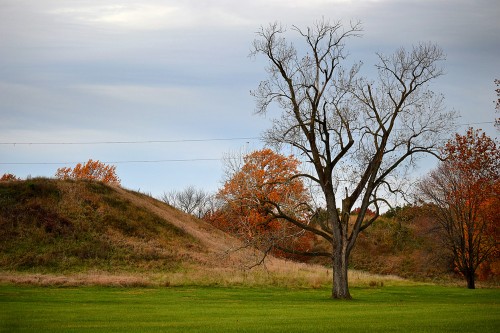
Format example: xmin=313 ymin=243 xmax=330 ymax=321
xmin=0 ymin=178 xmax=249 ymax=274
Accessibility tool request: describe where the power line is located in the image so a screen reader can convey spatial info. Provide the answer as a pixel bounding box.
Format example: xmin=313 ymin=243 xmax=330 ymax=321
xmin=0 ymin=158 xmax=225 ymax=166
xmin=0 ymin=121 xmax=495 ymax=146
xmin=0 ymin=122 xmax=495 ymax=166
xmin=456 ymin=121 xmax=495 ymax=126
xmin=0 ymin=137 xmax=261 ymax=146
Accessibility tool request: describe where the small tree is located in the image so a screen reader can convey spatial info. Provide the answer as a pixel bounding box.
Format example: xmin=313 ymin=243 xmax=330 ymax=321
xmin=207 ymin=149 xmax=317 ymax=260
xmin=161 ymin=186 xmax=213 ymax=219
xmin=55 ymin=159 xmax=120 ymax=185
xmin=0 ymin=173 xmax=20 ymax=181
xmin=418 ymin=128 xmax=500 ymax=288
xmin=251 ymin=19 xmax=456 ymax=298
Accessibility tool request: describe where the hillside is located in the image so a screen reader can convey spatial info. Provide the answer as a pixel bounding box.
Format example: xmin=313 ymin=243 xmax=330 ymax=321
xmin=5 ymin=178 xmax=487 ymax=288
xmin=2 ymin=178 xmax=376 ymax=288
xmin=0 ymin=179 xmax=265 ymax=278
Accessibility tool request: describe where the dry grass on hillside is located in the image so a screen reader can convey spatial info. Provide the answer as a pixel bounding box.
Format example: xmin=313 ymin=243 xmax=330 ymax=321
xmin=0 ymin=179 xmax=410 ymax=289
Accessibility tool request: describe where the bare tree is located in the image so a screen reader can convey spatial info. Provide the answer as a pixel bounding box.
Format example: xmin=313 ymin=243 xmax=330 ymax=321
xmin=250 ymin=19 xmax=456 ymax=299
xmin=161 ymin=186 xmax=213 ymax=219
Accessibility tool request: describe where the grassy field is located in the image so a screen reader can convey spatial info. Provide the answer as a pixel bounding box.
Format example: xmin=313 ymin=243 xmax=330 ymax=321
xmin=1 ymin=179 xmax=499 ymax=332
xmin=1 ymin=285 xmax=498 ymax=332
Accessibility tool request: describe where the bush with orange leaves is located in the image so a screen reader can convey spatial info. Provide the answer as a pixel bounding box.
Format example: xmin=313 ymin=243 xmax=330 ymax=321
xmin=0 ymin=173 xmax=20 ymax=181
xmin=55 ymin=159 xmax=120 ymax=185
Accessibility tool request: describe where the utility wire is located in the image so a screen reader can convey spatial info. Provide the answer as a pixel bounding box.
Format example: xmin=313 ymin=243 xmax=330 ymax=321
xmin=0 ymin=137 xmax=261 ymax=146
xmin=0 ymin=158 xmax=224 ymax=165
xmin=0 ymin=122 xmax=495 ymax=166
xmin=450 ymin=121 xmax=494 ymax=128
xmin=0 ymin=122 xmax=494 ymax=146
xmin=0 ymin=121 xmax=495 ymax=146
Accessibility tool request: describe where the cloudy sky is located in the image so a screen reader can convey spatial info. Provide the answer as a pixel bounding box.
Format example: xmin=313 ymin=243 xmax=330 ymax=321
xmin=1 ymin=0 xmax=499 ymax=197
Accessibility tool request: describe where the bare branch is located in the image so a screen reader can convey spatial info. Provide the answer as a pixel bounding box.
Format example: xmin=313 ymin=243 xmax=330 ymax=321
xmin=250 ymin=19 xmax=455 ymax=298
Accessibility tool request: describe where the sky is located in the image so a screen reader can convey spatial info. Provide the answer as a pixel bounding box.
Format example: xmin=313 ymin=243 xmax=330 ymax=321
xmin=1 ymin=0 xmax=499 ymax=198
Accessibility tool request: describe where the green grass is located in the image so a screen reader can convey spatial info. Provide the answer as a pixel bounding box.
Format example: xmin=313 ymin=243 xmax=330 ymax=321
xmin=0 ymin=285 xmax=498 ymax=332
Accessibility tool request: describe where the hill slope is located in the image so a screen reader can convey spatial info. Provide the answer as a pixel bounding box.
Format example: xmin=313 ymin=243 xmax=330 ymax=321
xmin=0 ymin=178 xmax=410 ymax=288
xmin=0 ymin=178 xmax=254 ymax=274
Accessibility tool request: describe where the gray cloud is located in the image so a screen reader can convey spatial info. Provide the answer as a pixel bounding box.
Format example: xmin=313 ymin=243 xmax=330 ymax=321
xmin=1 ymin=0 xmax=498 ymax=195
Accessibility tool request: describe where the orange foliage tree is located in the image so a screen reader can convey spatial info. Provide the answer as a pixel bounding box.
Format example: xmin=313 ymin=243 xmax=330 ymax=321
xmin=418 ymin=128 xmax=499 ymax=288
xmin=205 ymin=149 xmax=319 ymax=260
xmin=55 ymin=159 xmax=120 ymax=185
xmin=0 ymin=173 xmax=20 ymax=181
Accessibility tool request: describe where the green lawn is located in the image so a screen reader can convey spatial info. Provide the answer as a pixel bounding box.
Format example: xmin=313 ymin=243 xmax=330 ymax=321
xmin=0 ymin=285 xmax=498 ymax=332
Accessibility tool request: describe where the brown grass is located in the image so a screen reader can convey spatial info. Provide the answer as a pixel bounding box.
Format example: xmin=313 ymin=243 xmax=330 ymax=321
xmin=0 ymin=179 xmax=411 ymax=289
xmin=0 ymin=262 xmax=408 ymax=289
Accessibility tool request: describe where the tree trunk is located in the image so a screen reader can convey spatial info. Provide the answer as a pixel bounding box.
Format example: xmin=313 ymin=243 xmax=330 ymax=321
xmin=465 ymin=271 xmax=476 ymax=289
xmin=332 ymin=243 xmax=352 ymax=299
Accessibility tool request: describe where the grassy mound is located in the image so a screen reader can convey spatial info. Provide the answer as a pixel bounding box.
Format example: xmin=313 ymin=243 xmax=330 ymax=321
xmin=0 ymin=178 xmax=202 ymax=273
xmin=1 ymin=178 xmax=413 ymax=288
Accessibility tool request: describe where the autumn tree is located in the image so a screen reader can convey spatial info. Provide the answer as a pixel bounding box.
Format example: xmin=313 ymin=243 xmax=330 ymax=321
xmin=161 ymin=186 xmax=214 ymax=219
xmin=418 ymin=128 xmax=500 ymax=288
xmin=251 ymin=19 xmax=456 ymax=299
xmin=0 ymin=173 xmax=20 ymax=181
xmin=207 ymin=149 xmax=316 ymax=260
xmin=55 ymin=159 xmax=120 ymax=185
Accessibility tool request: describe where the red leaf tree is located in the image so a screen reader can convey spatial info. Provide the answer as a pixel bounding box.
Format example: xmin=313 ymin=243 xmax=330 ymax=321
xmin=419 ymin=128 xmax=499 ymax=288
xmin=55 ymin=159 xmax=120 ymax=185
